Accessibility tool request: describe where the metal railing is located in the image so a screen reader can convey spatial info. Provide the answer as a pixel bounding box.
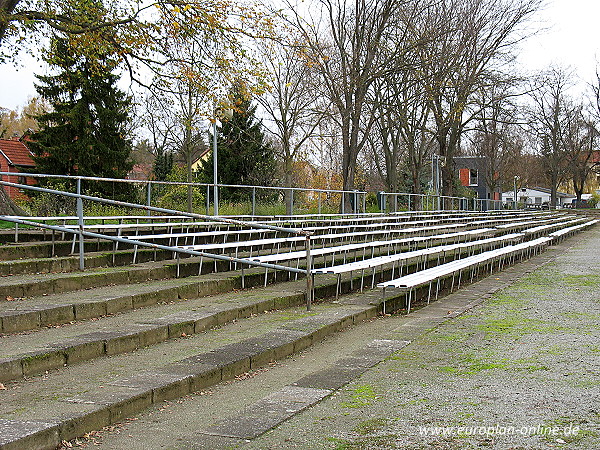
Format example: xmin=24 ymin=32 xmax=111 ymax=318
xmin=378 ymin=192 xmax=508 ymax=212
xmin=0 ymin=176 xmax=316 ymax=310
xmin=6 ymin=172 xmax=367 ymax=215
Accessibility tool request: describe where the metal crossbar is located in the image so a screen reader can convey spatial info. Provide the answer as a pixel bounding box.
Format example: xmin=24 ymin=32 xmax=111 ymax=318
xmin=0 ymin=180 xmax=316 ymax=310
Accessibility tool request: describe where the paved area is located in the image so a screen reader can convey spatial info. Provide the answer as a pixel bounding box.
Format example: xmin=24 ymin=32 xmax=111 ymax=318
xmin=64 ymin=226 xmax=600 ymax=449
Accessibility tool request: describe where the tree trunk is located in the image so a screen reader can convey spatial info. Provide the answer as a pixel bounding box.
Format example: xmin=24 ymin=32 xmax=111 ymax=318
xmin=550 ymin=173 xmax=558 ymax=208
xmin=283 ymin=157 xmax=294 ymax=215
xmin=0 ymin=188 xmax=27 ymax=215
xmin=0 ymin=0 xmax=21 ymax=42
xmin=186 ymin=152 xmax=193 ymax=213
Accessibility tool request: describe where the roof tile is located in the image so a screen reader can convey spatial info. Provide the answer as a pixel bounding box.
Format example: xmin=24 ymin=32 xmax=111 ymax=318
xmin=0 ymin=139 xmax=35 ymax=167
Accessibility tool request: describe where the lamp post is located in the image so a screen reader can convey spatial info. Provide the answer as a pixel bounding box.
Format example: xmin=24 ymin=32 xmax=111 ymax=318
xmin=212 ymin=106 xmax=233 ymax=216
xmin=513 ymin=176 xmax=518 ymax=209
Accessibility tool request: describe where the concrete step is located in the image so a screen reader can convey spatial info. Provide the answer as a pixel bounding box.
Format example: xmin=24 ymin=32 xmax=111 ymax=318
xmin=0 ymin=273 xmax=310 ymax=382
xmin=0 ymin=256 xmax=225 ymax=303
xmin=0 ymin=290 xmax=381 ymax=450
xmin=0 ymin=240 xmax=118 ymax=260
xmin=0 ymin=236 xmax=434 ymax=334
xmin=0 ymin=247 xmax=177 ymax=276
xmin=0 ymin=241 xmax=445 ymax=336
xmin=0 ymin=266 xmax=257 ymax=335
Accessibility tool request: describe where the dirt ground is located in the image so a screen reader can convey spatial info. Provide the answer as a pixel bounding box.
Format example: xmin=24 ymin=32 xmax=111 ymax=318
xmin=246 ymin=228 xmax=600 ymax=449
xmin=81 ymin=227 xmax=600 ymax=450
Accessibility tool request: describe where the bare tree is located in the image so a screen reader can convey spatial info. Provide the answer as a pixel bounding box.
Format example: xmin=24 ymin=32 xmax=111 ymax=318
xmin=563 ymin=106 xmax=597 ymax=203
xmin=527 ymin=67 xmax=576 ymax=207
xmin=466 ymin=79 xmax=525 ymax=195
xmin=287 ymin=0 xmax=416 ymax=211
xmin=255 ymin=37 xmax=327 ymax=213
xmin=367 ymin=68 xmax=435 ymax=209
xmin=413 ymin=0 xmax=541 ymax=196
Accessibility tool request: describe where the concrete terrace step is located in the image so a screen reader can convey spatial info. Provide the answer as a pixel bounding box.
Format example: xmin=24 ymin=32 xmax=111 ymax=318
xmin=0 ymin=247 xmax=176 ymax=277
xmin=0 ymin=237 xmax=463 ymax=336
xmin=0 ymin=267 xmax=256 ymax=335
xmin=0 ymin=233 xmax=441 ymax=334
xmin=0 ymin=293 xmax=379 ymax=450
xmin=0 ymin=240 xmax=115 ymax=260
xmin=0 ymin=256 xmax=219 ymax=302
xmin=0 ymin=268 xmax=385 ymax=383
xmin=0 ymin=273 xmax=317 ymax=383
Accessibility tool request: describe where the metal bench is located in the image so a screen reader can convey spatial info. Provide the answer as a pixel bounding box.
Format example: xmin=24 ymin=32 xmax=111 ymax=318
xmin=313 ymin=233 xmax=524 ymax=299
xmin=378 ymin=236 xmax=552 ymax=313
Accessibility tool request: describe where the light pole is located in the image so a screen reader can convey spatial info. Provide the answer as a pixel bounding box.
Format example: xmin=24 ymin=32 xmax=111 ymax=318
xmin=212 ymin=106 xmax=233 ymax=216
xmin=212 ymin=118 xmax=219 ymax=216
xmin=513 ymin=175 xmax=518 ymax=209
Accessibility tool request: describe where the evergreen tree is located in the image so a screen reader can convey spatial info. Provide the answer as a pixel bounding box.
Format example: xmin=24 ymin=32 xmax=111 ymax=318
xmin=153 ymin=147 xmax=174 ymax=181
xmin=199 ymin=82 xmax=276 ymax=202
xmin=29 ymin=1 xmax=133 ymax=200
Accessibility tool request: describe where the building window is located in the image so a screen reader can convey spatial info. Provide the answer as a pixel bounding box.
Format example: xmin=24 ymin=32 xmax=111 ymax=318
xmin=534 ymin=197 xmax=542 ymax=204
xmin=469 ymin=169 xmax=478 ymax=186
xmin=18 ymin=176 xmax=26 ymax=185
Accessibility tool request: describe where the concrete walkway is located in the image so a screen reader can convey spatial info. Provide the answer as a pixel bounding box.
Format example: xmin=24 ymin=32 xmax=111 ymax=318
xmin=73 ymin=226 xmax=600 ymax=449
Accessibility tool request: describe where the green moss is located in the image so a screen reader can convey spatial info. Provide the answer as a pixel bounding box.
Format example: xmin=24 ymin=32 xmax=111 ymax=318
xmin=341 ymin=384 xmax=379 ymax=409
xmin=352 ymin=418 xmax=388 ymax=435
xmin=477 ymin=313 xmax=572 ymax=336
xmin=562 ymin=274 xmax=600 ymax=287
xmin=488 ymin=293 xmax=523 ymax=305
xmin=325 ymin=435 xmax=400 ymax=449
xmin=536 ymin=418 xmax=599 ymax=444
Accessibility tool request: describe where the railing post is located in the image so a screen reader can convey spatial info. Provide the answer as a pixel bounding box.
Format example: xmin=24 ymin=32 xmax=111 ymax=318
xmin=305 ymin=234 xmax=313 ymax=311
xmin=318 ymin=191 xmax=322 ymax=215
xmin=394 ymin=194 xmax=398 ymax=213
xmin=362 ymin=192 xmax=366 ymax=213
xmin=408 ymin=194 xmax=411 ymax=211
xmin=206 ymin=185 xmax=210 ymax=215
xmin=341 ymin=192 xmax=345 ymax=215
xmin=290 ymin=189 xmax=294 ymax=216
xmin=146 ymin=182 xmax=152 ymax=216
xmin=76 ymin=178 xmax=85 ymax=271
xmin=252 ymin=187 xmax=256 ymax=216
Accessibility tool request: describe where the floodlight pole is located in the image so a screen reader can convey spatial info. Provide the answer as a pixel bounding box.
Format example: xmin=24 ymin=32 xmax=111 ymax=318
xmin=213 ymin=117 xmax=219 ymax=216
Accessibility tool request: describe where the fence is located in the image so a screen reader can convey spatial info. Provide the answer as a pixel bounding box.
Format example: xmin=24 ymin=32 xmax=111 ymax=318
xmin=0 ymin=176 xmax=316 ymax=310
xmin=377 ymin=192 xmax=507 ymax=212
xmin=4 ymin=172 xmax=368 ymax=216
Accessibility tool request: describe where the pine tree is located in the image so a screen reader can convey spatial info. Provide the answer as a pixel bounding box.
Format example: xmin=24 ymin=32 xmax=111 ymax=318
xmin=29 ymin=2 xmax=133 ymax=200
xmin=199 ymin=82 xmax=276 ymax=202
xmin=153 ymin=147 xmax=174 ymax=181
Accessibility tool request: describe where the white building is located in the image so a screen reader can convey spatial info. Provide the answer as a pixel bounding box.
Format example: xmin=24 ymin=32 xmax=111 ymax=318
xmin=502 ymin=187 xmax=575 ymax=208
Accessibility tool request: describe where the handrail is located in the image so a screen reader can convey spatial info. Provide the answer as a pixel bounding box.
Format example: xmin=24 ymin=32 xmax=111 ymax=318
xmin=0 ymin=179 xmax=309 ymax=236
xmin=0 ymin=216 xmax=306 ymax=275
xmin=0 ymin=179 xmax=315 ymax=310
xmin=1 ymin=171 xmax=367 ymax=215
xmin=0 ymin=171 xmax=365 ymax=195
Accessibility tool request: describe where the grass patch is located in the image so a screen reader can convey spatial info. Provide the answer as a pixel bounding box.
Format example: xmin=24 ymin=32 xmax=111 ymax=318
xmin=438 ymin=356 xmax=508 ymax=376
xmin=325 ymin=435 xmax=400 ymax=449
xmin=561 ymin=274 xmax=600 ymax=287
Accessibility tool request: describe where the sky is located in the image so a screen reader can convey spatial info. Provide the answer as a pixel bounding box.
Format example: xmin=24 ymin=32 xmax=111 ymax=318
xmin=0 ymin=0 xmax=599 ymax=111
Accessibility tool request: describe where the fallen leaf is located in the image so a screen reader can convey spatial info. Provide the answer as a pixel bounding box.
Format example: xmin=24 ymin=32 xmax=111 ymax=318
xmin=0 ymin=383 xmax=6 ymax=390
xmin=5 ymin=296 xmax=14 ymax=301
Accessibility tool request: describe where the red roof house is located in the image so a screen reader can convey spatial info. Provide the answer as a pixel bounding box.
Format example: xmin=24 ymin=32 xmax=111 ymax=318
xmin=0 ymin=138 xmax=36 ymax=201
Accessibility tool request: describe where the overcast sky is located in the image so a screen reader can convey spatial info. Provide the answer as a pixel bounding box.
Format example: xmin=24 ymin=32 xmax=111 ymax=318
xmin=1 ymin=0 xmax=599 ymax=111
